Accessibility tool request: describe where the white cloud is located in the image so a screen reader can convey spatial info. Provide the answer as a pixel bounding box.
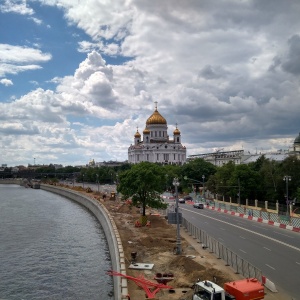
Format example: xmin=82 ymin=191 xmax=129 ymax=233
xmin=0 ymin=78 xmax=13 ymax=86
xmin=0 ymin=44 xmax=51 ymax=77
xmin=1 ymin=0 xmax=300 ymax=166
xmin=0 ymin=0 xmax=34 ymax=15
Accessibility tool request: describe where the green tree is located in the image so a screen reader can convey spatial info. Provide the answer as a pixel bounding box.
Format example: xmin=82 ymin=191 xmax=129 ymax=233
xmin=230 ymin=164 xmax=260 ymax=202
xmin=181 ymin=158 xmax=216 ymax=193
xmin=117 ymin=162 xmax=167 ymax=220
xmin=257 ymin=159 xmax=281 ymax=202
xmin=162 ymin=164 xmax=181 ymax=193
xmin=278 ymin=155 xmax=300 ymax=201
xmin=207 ymin=161 xmax=236 ymax=198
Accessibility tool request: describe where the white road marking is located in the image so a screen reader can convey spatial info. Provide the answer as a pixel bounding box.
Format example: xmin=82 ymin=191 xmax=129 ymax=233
xmin=273 ymin=231 xmax=294 ymax=238
xmin=220 ymin=227 xmax=225 ymax=230
xmin=239 ymin=249 xmax=247 ymax=253
xmin=296 ymin=262 xmax=300 ymax=265
xmin=240 ymin=236 xmax=246 ymax=239
xmin=266 ymin=264 xmax=275 ymax=270
xmin=263 ymin=247 xmax=271 ymax=251
xmin=182 ymin=208 xmax=300 ymax=252
xmin=251 ymin=224 xmax=268 ymax=231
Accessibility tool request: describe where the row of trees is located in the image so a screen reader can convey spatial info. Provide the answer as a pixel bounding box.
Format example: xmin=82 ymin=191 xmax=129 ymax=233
xmin=30 ymin=155 xmax=299 ymax=204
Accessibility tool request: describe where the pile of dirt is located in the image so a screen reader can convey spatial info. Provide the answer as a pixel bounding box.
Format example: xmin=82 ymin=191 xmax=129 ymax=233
xmin=102 ymin=198 xmax=237 ymax=300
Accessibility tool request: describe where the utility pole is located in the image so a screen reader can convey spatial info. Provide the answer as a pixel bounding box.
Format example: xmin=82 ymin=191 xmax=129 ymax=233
xmin=238 ymin=178 xmax=241 ymax=205
xmin=202 ymin=175 xmax=205 ymax=197
xmin=173 ymin=177 xmax=181 ymax=255
xmin=283 ymin=175 xmax=291 ymax=217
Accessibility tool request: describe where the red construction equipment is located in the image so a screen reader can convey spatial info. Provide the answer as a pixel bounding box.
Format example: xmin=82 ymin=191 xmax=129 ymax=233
xmin=106 ymin=270 xmax=173 ymax=299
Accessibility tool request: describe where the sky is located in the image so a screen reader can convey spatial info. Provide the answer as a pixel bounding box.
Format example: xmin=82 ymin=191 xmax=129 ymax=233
xmin=1 ymin=0 xmax=300 ymax=167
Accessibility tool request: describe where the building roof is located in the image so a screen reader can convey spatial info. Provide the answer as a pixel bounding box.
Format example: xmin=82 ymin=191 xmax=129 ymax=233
xmin=242 ymin=153 xmax=288 ymax=164
xmin=146 ymin=108 xmax=167 ymax=125
xmin=294 ymin=132 xmax=300 ymax=144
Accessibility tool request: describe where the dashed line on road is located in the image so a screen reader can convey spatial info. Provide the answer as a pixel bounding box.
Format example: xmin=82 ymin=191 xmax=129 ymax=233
xmin=239 ymin=236 xmax=246 ymax=239
xmin=239 ymin=249 xmax=247 ymax=253
xmin=273 ymin=231 xmax=294 ymax=238
xmin=181 ymin=207 xmax=300 ymax=253
xmin=263 ymin=247 xmax=271 ymax=251
xmin=251 ymin=224 xmax=268 ymax=231
xmin=265 ymin=264 xmax=275 ymax=270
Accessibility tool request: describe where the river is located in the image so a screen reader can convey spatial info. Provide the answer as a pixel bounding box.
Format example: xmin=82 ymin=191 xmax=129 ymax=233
xmin=0 ymin=184 xmax=113 ymax=300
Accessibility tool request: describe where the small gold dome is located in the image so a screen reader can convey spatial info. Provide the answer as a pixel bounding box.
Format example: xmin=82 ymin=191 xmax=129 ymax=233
xmin=143 ymin=127 xmax=150 ymax=134
xmin=134 ymin=130 xmax=141 ymax=138
xmin=146 ymin=108 xmax=167 ymax=125
xmin=173 ymin=128 xmax=181 ymax=135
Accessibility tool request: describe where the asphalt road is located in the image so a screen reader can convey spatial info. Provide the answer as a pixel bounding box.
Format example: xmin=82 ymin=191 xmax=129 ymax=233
xmin=178 ymin=203 xmax=300 ymax=300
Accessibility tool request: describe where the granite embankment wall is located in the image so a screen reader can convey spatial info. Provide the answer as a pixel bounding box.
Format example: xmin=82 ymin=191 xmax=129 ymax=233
xmin=0 ymin=179 xmax=22 ymax=184
xmin=0 ymin=181 xmax=127 ymax=300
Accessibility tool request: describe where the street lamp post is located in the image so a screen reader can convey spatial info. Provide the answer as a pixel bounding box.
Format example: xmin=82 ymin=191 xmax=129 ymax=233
xmin=96 ymin=174 xmax=99 ymax=193
xmin=82 ymin=174 xmax=85 ymax=189
xmin=238 ymin=178 xmax=241 ymax=205
xmin=172 ymin=177 xmax=181 ymax=255
xmin=202 ymin=175 xmax=205 ymax=197
xmin=283 ymin=175 xmax=291 ymax=216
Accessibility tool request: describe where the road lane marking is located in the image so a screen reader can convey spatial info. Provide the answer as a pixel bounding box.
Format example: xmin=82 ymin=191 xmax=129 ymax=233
xmin=251 ymin=224 xmax=268 ymax=231
xmin=263 ymin=247 xmax=271 ymax=251
xmin=296 ymin=262 xmax=300 ymax=265
xmin=265 ymin=264 xmax=275 ymax=270
xmin=273 ymin=231 xmax=294 ymax=238
xmin=220 ymin=227 xmax=225 ymax=230
xmin=239 ymin=249 xmax=247 ymax=253
xmin=239 ymin=236 xmax=246 ymax=239
xmin=182 ymin=208 xmax=300 ymax=253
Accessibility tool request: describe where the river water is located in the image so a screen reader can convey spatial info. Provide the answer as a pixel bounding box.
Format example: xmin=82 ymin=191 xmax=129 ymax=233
xmin=0 ymin=184 xmax=114 ymax=300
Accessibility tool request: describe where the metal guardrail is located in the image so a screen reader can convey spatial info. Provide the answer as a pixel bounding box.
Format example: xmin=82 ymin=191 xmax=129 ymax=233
xmin=162 ymin=205 xmax=263 ymax=281
xmin=178 ymin=215 xmax=263 ymax=282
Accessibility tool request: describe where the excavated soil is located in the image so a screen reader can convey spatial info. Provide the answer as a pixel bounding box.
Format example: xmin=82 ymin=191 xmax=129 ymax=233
xmin=102 ymin=199 xmax=240 ymax=300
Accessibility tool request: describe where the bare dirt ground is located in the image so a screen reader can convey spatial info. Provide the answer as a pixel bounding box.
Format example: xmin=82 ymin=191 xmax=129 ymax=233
xmin=61 ymin=185 xmax=288 ymax=300
xmin=110 ymin=203 xmax=241 ymax=300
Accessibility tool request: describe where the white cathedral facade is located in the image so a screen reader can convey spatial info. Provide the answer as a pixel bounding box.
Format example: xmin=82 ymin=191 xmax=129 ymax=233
xmin=128 ymin=103 xmax=186 ymax=165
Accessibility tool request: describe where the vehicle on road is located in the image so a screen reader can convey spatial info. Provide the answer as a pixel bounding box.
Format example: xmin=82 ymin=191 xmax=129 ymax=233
xmin=193 ymin=202 xmax=204 ymax=209
xmin=193 ymin=278 xmax=264 ymax=300
xmin=179 ymin=195 xmax=193 ymax=203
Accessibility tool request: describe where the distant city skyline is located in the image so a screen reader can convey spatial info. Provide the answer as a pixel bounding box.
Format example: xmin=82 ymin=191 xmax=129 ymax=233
xmin=1 ymin=1 xmax=300 ymax=166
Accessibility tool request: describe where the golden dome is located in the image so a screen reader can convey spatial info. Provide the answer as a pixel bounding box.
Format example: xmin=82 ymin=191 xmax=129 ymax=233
xmin=143 ymin=127 xmax=150 ymax=134
xmin=173 ymin=128 xmax=180 ymax=135
xmin=146 ymin=108 xmax=167 ymax=125
xmin=134 ymin=130 xmax=141 ymax=138
xmin=173 ymin=123 xmax=181 ymax=135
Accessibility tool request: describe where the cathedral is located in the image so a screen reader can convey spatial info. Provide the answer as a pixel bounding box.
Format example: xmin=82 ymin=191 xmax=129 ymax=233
xmin=128 ymin=103 xmax=186 ymax=164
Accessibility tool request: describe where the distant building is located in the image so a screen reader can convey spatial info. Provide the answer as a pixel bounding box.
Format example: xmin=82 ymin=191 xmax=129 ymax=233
xmin=188 ymin=132 xmax=300 ymax=166
xmin=188 ymin=149 xmax=245 ymax=166
xmin=85 ymin=160 xmax=128 ymax=168
xmin=128 ymin=102 xmax=186 ymax=164
xmin=289 ymin=132 xmax=300 ymax=159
